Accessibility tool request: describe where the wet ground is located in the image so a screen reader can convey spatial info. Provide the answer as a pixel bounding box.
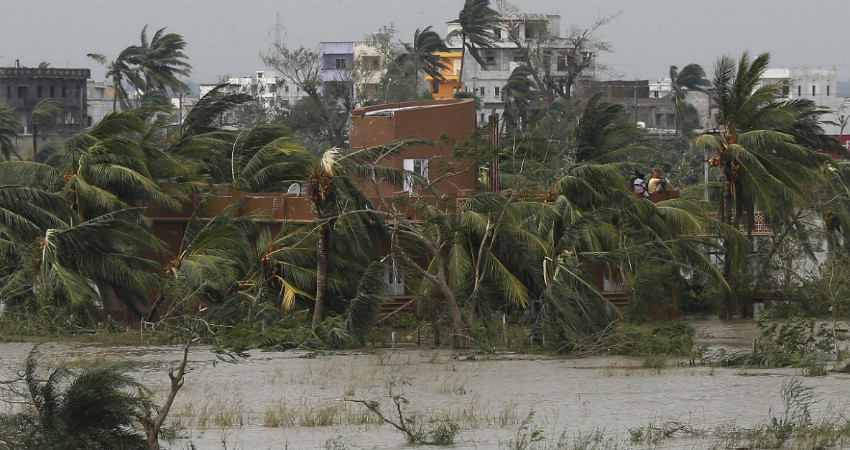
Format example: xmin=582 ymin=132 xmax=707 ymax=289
xmin=1 ymin=316 xmax=847 ymax=449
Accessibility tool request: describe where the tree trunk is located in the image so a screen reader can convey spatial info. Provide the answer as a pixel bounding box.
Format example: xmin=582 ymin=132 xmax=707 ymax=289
xmin=721 ymin=171 xmax=735 ymax=320
xmin=32 ymin=122 xmax=38 ymax=162
xmin=312 ymin=225 xmax=329 ymax=329
xmin=456 ymin=36 xmax=467 ymax=95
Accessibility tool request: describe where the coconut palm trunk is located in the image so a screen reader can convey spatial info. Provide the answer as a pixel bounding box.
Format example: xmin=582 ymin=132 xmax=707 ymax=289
xmin=312 ymin=225 xmax=330 ymax=328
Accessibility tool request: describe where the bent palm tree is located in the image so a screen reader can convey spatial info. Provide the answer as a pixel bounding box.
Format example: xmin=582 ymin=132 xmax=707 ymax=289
xmin=668 ymin=64 xmax=709 ymax=137
xmin=692 ymin=51 xmax=829 ymax=317
xmin=88 ymin=46 xmax=143 ymax=111
xmin=0 ymin=346 xmax=147 ymax=450
xmin=132 ymin=25 xmax=192 ymax=94
xmin=30 ymin=98 xmax=62 ymax=162
xmin=448 ymin=0 xmax=500 ymax=94
xmin=396 ymin=26 xmax=450 ymax=93
xmin=0 ymin=104 xmax=20 ymax=161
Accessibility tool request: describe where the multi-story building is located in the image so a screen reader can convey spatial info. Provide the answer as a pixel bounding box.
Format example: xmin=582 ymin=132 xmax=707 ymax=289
xmin=761 ymin=67 xmax=846 ymax=137
xmin=423 ymin=52 xmax=463 ymax=99
xmin=446 ymin=14 xmax=594 ymax=123
xmin=0 ymin=63 xmax=90 ymax=159
xmin=320 ymin=38 xmax=397 ymax=102
xmin=199 ymin=70 xmax=309 ymax=112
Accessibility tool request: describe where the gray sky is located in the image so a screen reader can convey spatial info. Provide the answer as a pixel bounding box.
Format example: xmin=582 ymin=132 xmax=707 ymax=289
xmin=3 ymin=0 xmax=849 ymax=87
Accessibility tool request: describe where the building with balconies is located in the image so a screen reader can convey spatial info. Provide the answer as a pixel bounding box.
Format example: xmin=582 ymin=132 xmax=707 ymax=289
xmin=445 ymin=14 xmax=595 ymax=123
xmin=0 ymin=63 xmax=90 ymax=160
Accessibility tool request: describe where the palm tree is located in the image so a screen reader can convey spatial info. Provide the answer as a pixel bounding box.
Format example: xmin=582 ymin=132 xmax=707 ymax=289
xmin=88 ymin=46 xmax=143 ymax=111
xmin=396 ymin=26 xmax=450 ymax=94
xmin=0 ymin=111 xmax=178 ymax=221
xmin=0 ymin=104 xmax=20 ymax=161
xmin=668 ymin=64 xmax=709 ymax=138
xmin=131 ymin=25 xmax=192 ymax=95
xmin=0 ymin=204 xmax=163 ymax=325
xmin=306 ymin=139 xmax=426 ymax=328
xmin=227 ymin=124 xmax=312 ymax=192
xmin=30 ymin=99 xmax=62 ymax=162
xmin=501 ymin=66 xmax=536 ymax=133
xmin=0 ymin=346 xmax=147 ymax=450
xmin=692 ymin=51 xmax=830 ymax=317
xmin=448 ymin=0 xmax=500 ymax=94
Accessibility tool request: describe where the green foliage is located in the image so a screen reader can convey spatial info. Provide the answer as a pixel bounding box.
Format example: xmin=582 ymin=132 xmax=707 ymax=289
xmin=756 ymin=316 xmax=834 ymax=357
xmin=0 ymin=346 xmax=147 ymax=450
xmin=603 ymin=320 xmax=696 ymax=357
xmin=504 ymin=412 xmax=544 ymax=450
xmin=717 ymin=317 xmax=840 ymax=371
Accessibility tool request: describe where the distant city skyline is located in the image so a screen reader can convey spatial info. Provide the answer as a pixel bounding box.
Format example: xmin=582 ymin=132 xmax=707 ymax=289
xmin=3 ymin=0 xmax=849 ymax=89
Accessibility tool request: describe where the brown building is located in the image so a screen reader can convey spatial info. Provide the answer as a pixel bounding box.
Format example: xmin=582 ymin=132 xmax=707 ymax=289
xmin=349 ymin=98 xmax=478 ymax=198
xmin=0 ymin=63 xmax=90 ymax=160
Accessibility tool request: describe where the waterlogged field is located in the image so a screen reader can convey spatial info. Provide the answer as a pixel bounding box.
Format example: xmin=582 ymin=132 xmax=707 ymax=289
xmin=1 ymin=318 xmax=848 ymax=449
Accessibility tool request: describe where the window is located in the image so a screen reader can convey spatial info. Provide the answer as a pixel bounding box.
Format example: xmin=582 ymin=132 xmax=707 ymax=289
xmin=812 ymin=85 xmax=816 ymax=96
xmin=557 ymin=55 xmax=567 ymax=71
xmin=403 ymin=158 xmax=428 ymax=192
xmin=525 ymin=25 xmax=535 ymax=39
xmin=512 ymin=52 xmax=525 ymax=62
xmin=480 ymin=113 xmax=485 ymax=123
xmin=284 ymin=85 xmax=289 ymax=93
xmin=335 ymin=58 xmax=347 ymax=69
xmin=485 ymin=52 xmax=495 ymax=65
xmin=479 ymin=86 xmax=485 ymax=96
xmin=827 ymin=85 xmax=830 ymax=96
xmin=432 ymin=82 xmax=439 ymax=94
xmin=602 ymin=274 xmax=623 ymax=291
xmin=384 ymin=265 xmax=405 ymax=296
xmin=494 ymin=86 xmax=500 ymax=97
xmin=797 ymin=86 xmax=801 ymax=96
xmin=17 ymin=86 xmax=28 ymax=99
xmin=50 ymin=86 xmax=55 ymax=97
xmin=493 ymin=28 xmax=501 ymax=39
xmin=37 ymin=86 xmax=43 ymax=98
xmin=62 ymin=86 xmax=67 ymax=98
xmin=6 ymin=86 xmax=10 ymax=98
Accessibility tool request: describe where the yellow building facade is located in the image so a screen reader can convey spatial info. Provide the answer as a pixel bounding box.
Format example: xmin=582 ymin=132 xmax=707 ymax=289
xmin=423 ymin=52 xmax=463 ymax=99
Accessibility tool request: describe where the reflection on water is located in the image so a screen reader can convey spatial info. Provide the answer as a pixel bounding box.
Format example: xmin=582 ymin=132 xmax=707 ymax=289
xmin=1 ymin=318 xmax=847 ymax=449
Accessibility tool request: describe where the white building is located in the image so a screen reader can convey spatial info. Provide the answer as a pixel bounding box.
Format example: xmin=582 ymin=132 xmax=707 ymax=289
xmin=199 ymin=70 xmax=309 ymax=111
xmin=761 ymin=67 xmax=846 ymax=136
xmin=446 ymin=14 xmax=594 ymax=122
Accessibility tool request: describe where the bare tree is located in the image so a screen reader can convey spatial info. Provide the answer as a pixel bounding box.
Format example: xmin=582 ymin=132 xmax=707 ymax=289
xmin=262 ymin=44 xmax=346 ymax=146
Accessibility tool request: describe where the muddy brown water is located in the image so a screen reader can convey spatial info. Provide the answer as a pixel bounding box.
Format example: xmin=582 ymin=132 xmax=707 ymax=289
xmin=1 ymin=317 xmax=848 ymax=449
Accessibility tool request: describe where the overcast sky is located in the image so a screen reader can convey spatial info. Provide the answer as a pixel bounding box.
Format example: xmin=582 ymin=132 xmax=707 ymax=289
xmin=3 ymin=0 xmax=849 ymax=87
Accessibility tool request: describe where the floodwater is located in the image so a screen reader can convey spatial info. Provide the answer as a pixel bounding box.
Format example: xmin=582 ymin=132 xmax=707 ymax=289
xmin=1 ymin=317 xmax=848 ymax=450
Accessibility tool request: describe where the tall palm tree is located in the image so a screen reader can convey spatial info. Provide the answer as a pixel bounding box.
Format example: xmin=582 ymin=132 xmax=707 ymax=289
xmin=448 ymin=0 xmax=500 ymax=94
xmin=692 ymin=51 xmax=830 ymax=317
xmin=0 ymin=346 xmax=147 ymax=450
xmin=501 ymin=66 xmax=536 ymax=132
xmin=0 ymin=104 xmax=20 ymax=161
xmin=30 ymin=98 xmax=62 ymax=162
xmin=306 ymin=139 xmax=426 ymax=328
xmin=668 ymin=64 xmax=709 ymax=138
xmin=396 ymin=26 xmax=450 ymax=93
xmin=131 ymin=25 xmax=192 ymax=95
xmin=87 ymin=45 xmax=143 ymax=111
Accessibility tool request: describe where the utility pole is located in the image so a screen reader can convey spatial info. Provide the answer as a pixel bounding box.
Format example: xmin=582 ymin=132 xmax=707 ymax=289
xmin=633 ymin=82 xmax=638 ymax=124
